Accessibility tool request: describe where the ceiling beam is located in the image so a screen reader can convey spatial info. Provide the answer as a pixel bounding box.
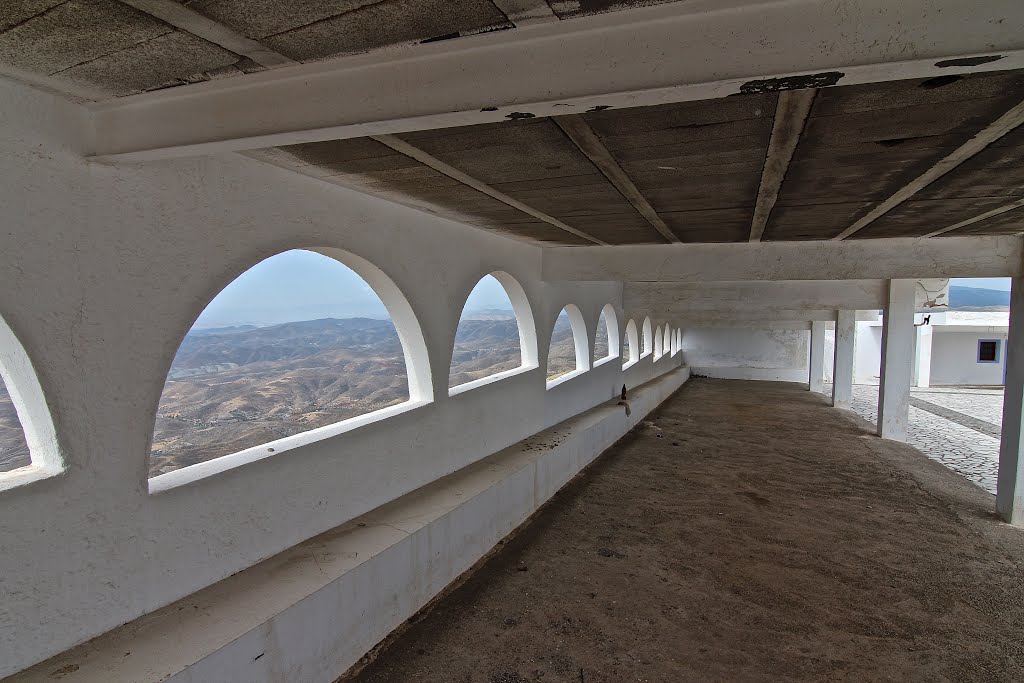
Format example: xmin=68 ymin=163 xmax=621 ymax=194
xmin=370 ymin=134 xmax=607 ymax=245
xmin=117 ymin=0 xmax=296 ymax=68
xmin=553 ymin=114 xmax=679 ymax=243
xmin=626 ymin=279 xmax=887 ymax=313
xmin=491 ymin=0 xmax=559 ymax=26
xmin=542 ymin=235 xmax=1024 ymax=282
xmin=748 ymin=89 xmax=816 ymax=242
xmin=835 ymin=99 xmax=1024 ymax=240
xmin=924 ymin=198 xmax=1024 ymax=237
xmin=85 ymin=0 xmax=1024 ymax=161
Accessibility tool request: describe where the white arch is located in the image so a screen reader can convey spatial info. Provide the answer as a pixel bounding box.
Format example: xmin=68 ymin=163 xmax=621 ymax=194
xmin=0 ymin=314 xmax=63 ymax=488
xmin=654 ymin=325 xmax=664 ymax=358
xmin=663 ymin=326 xmax=671 ymax=356
xmin=148 ymin=248 xmax=433 ymax=484
xmin=595 ymin=303 xmax=620 ymax=364
xmin=642 ymin=317 xmax=653 ymax=357
xmin=490 ymin=271 xmax=539 ymax=369
xmin=317 ymin=248 xmax=433 ymax=401
xmin=449 ymin=271 xmax=539 ymax=392
xmin=547 ymin=304 xmax=590 ymax=387
xmin=623 ymin=319 xmax=639 ymax=369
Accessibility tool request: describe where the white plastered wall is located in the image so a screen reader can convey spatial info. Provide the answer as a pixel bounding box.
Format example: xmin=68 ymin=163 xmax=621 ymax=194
xmin=0 ymin=79 xmax=683 ymax=676
xmin=930 ymin=330 xmax=1009 ymax=386
xmin=681 ymin=328 xmax=811 ymax=382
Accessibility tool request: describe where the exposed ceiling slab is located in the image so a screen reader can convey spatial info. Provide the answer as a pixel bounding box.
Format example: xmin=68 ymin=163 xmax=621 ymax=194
xmin=247 ymin=70 xmax=1024 ymax=246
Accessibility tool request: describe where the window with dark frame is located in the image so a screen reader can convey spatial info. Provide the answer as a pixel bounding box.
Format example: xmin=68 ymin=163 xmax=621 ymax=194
xmin=978 ymin=339 xmax=1000 ymax=363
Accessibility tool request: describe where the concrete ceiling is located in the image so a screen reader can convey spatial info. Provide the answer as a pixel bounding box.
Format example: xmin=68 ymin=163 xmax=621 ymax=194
xmin=0 ymin=0 xmax=669 ymax=99
xmin=3 ymin=1 xmax=1022 ymax=247
xmin=253 ymin=69 xmax=1024 ymax=245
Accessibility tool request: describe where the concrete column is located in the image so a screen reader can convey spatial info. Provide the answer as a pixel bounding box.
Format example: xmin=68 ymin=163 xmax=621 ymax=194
xmin=877 ymin=279 xmax=916 ymax=440
xmin=808 ymin=320 xmax=826 ymax=393
xmin=997 ymin=277 xmax=1024 ymax=525
xmin=914 ymin=324 xmax=933 ymax=388
xmin=832 ymin=310 xmax=855 ymax=409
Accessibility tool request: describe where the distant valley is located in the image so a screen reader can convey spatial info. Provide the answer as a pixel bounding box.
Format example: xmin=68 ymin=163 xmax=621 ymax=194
xmin=0 ymin=311 xmax=596 ymax=476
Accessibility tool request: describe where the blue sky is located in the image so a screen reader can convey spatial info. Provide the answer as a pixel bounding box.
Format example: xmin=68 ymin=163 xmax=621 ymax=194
xmin=192 ymin=251 xmax=1013 ymax=328
xmin=194 ymin=249 xmax=512 ymax=328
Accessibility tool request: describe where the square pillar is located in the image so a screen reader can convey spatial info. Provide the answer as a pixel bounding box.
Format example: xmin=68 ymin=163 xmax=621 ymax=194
xmin=809 ymin=320 xmax=827 ymax=393
xmin=878 ymin=280 xmax=915 ymax=441
xmin=914 ymin=324 xmax=933 ymax=388
xmin=832 ymin=310 xmax=856 ymax=409
xmin=997 ymin=277 xmax=1024 ymax=525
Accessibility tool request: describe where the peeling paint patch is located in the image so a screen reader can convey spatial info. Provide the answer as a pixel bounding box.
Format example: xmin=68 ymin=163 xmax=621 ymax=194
xmin=739 ymin=72 xmax=844 ymax=94
xmin=920 ymin=75 xmax=964 ymax=89
xmin=935 ymin=55 xmax=1003 ymax=68
xmin=505 ymin=112 xmax=535 ymax=120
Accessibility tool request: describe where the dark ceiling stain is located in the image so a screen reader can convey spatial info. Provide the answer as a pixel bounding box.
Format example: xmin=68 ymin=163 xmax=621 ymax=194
xmin=505 ymin=112 xmax=535 ymax=120
xmin=480 ymin=106 xmax=498 ymax=112
xmin=739 ymin=72 xmax=844 ymax=94
xmin=935 ymin=55 xmax=1004 ymax=68
xmin=920 ymin=75 xmax=964 ymax=89
xmin=876 ymin=138 xmax=913 ymax=147
xmin=587 ymin=105 xmax=612 ymax=112
xmin=421 ymin=32 xmax=462 ymax=44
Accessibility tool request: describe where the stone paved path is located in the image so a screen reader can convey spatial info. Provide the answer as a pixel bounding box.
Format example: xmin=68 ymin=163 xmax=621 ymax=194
xmin=822 ymin=383 xmax=1003 ymax=494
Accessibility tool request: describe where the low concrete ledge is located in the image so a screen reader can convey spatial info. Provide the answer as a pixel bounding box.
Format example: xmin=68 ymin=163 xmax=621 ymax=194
xmin=9 ymin=368 xmax=689 ymax=683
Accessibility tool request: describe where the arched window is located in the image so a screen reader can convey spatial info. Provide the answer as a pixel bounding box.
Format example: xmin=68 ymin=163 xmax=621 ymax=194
xmin=663 ymin=326 xmax=671 ymax=356
xmin=149 ymin=249 xmax=430 ymax=480
xmin=623 ymin=319 xmax=640 ymax=369
xmin=546 ymin=305 xmax=589 ymax=386
xmin=593 ymin=304 xmax=620 ymax=366
xmin=673 ymin=328 xmax=682 ymax=356
xmin=0 ymin=375 xmax=29 ymax=473
xmin=0 ymin=315 xmax=61 ymax=485
xmin=642 ymin=317 xmax=653 ymax=357
xmin=654 ymin=325 xmax=664 ymax=358
xmin=449 ymin=272 xmax=537 ymax=392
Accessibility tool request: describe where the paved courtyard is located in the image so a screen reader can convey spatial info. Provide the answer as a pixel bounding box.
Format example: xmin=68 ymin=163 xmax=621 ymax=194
xmin=822 ymin=383 xmax=1003 ymax=494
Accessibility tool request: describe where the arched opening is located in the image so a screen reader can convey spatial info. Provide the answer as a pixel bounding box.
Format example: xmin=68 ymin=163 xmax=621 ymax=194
xmin=663 ymin=326 xmax=672 ymax=356
xmin=623 ymin=319 xmax=640 ymax=369
xmin=149 ymin=248 xmax=430 ymax=479
xmin=654 ymin=325 xmax=664 ymax=359
xmin=449 ymin=272 xmax=537 ymax=392
xmin=547 ymin=305 xmax=589 ymax=386
xmin=642 ymin=317 xmax=653 ymax=357
xmin=593 ymin=304 xmax=620 ymax=366
xmin=0 ymin=375 xmax=29 ymax=473
xmin=0 ymin=315 xmax=61 ymax=484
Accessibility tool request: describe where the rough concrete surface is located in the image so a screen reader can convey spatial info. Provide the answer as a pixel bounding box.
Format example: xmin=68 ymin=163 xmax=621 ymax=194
xmin=345 ymin=378 xmax=1024 ymax=682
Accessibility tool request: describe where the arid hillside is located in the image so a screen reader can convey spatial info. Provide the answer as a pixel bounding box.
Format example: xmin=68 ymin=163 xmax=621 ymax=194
xmin=0 ymin=313 xmax=595 ymax=477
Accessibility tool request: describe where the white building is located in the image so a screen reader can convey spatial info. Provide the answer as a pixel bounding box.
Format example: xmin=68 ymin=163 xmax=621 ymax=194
xmin=842 ymin=311 xmax=1010 ymax=387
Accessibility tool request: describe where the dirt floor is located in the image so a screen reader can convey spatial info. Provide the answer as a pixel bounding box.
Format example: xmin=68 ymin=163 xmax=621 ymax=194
xmin=344 ymin=378 xmax=1024 ymax=682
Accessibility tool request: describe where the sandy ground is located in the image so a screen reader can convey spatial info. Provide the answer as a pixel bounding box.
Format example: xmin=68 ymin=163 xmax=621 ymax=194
xmin=343 ymin=378 xmax=1024 ymax=683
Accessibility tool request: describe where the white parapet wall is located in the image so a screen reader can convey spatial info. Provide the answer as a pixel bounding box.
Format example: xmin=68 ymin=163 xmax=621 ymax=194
xmin=10 ymin=368 xmax=689 ymax=683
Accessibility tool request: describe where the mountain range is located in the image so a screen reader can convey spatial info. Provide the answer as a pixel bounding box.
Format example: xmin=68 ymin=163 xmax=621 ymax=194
xmin=948 ymin=285 xmax=1011 ymax=310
